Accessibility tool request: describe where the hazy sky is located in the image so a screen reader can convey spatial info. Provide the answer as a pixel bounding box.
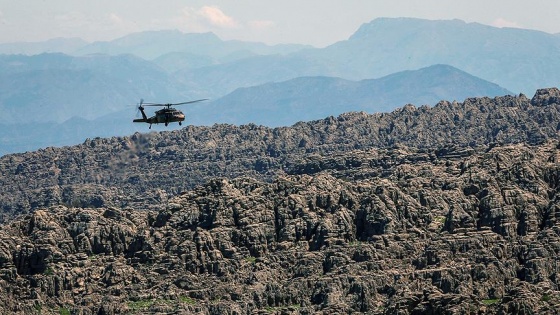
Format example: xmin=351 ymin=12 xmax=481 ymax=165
xmin=1 ymin=0 xmax=559 ymax=47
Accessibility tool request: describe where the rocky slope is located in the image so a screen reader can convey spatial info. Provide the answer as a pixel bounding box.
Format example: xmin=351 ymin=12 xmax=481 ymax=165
xmin=0 ymin=139 xmax=559 ymax=314
xmin=0 ymin=88 xmax=559 ymax=222
xmin=0 ymin=88 xmax=559 ymax=314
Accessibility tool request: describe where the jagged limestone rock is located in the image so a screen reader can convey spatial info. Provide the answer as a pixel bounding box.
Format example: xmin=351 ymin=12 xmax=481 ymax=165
xmin=0 ymin=140 xmax=559 ymax=313
xmin=0 ymin=88 xmax=560 ymax=314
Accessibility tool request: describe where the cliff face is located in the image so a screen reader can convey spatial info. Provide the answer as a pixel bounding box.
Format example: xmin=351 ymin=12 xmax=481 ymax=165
xmin=0 ymin=88 xmax=559 ymax=314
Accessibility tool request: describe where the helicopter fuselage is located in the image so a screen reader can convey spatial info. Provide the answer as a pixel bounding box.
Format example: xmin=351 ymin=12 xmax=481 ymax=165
xmin=133 ymin=107 xmax=185 ymax=128
xmin=154 ymin=108 xmax=185 ymax=124
xmin=133 ymin=99 xmax=207 ymax=129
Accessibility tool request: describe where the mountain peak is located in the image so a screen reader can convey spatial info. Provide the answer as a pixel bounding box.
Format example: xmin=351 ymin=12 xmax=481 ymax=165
xmin=350 ymin=17 xmax=468 ymax=40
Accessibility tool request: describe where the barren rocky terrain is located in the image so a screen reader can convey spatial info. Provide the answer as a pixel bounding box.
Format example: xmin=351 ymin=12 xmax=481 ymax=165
xmin=0 ymin=88 xmax=559 ymax=314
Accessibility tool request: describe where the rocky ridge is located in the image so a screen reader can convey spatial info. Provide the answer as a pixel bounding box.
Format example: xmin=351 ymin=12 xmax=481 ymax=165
xmin=0 ymin=139 xmax=559 ymax=314
xmin=0 ymin=88 xmax=559 ymax=222
xmin=0 ymin=88 xmax=559 ymax=314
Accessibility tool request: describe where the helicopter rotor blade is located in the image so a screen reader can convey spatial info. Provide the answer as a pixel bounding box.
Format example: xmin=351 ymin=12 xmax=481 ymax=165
xmin=140 ymin=99 xmax=208 ymax=107
xmin=172 ymin=99 xmax=209 ymax=106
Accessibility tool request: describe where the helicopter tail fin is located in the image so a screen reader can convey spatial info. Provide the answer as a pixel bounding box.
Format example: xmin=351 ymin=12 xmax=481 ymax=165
xmin=137 ymin=99 xmax=148 ymax=121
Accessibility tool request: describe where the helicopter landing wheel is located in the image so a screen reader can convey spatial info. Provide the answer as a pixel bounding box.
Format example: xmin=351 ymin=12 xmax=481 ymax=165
xmin=179 ymin=122 xmax=182 ymax=126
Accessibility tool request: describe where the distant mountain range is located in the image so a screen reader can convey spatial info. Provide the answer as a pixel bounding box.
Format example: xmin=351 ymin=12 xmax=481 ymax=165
xmin=75 ymin=30 xmax=311 ymax=61
xmin=306 ymin=18 xmax=560 ymax=93
xmin=1 ymin=17 xmax=558 ymax=155
xmin=4 ymin=18 xmax=559 ymax=94
xmin=0 ymin=64 xmax=511 ymax=156
xmin=185 ymin=64 xmax=511 ymax=127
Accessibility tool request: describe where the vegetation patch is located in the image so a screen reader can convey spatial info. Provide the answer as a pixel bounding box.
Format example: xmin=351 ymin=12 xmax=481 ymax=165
xmin=128 ymin=299 xmax=154 ymax=311
xmin=245 ymin=256 xmax=257 ymax=264
xmin=482 ymin=298 xmax=500 ymax=305
xmin=180 ymin=296 xmax=196 ymax=305
xmin=434 ymin=216 xmax=446 ymax=224
xmin=44 ymin=266 xmax=54 ymax=276
xmin=264 ymin=305 xmax=300 ymax=313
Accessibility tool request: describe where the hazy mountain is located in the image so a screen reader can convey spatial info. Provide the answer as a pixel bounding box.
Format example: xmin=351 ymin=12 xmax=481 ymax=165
xmin=4 ymin=18 xmax=560 ymax=96
xmin=184 ymin=64 xmax=512 ymax=127
xmin=177 ymin=18 xmax=560 ymax=95
xmin=303 ymin=17 xmax=560 ymax=94
xmin=75 ymin=30 xmax=311 ymax=61
xmin=2 ymin=17 xmax=558 ymax=155
xmin=0 ymin=53 xmax=194 ymax=123
xmin=0 ymin=64 xmax=512 ymax=156
xmin=0 ymin=37 xmax=88 ymax=55
xmin=4 ymin=18 xmax=558 ymax=99
xmin=172 ymin=53 xmax=338 ymax=98
xmin=152 ymin=51 xmax=219 ymax=73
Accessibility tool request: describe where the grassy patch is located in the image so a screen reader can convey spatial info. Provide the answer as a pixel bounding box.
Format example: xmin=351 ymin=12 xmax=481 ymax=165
xmin=180 ymin=296 xmax=196 ymax=305
xmin=128 ymin=299 xmax=154 ymax=311
xmin=542 ymin=294 xmax=551 ymax=302
xmin=482 ymin=298 xmax=500 ymax=305
xmin=350 ymin=240 xmax=363 ymax=247
xmin=264 ymin=305 xmax=300 ymax=313
xmin=59 ymin=307 xmax=71 ymax=315
xmin=289 ymin=304 xmax=301 ymax=310
xmin=434 ymin=216 xmax=447 ymax=224
xmin=245 ymin=256 xmax=257 ymax=264
xmin=265 ymin=306 xmax=278 ymax=312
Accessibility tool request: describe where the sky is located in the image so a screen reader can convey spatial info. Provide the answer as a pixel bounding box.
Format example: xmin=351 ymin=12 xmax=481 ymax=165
xmin=1 ymin=0 xmax=560 ymax=47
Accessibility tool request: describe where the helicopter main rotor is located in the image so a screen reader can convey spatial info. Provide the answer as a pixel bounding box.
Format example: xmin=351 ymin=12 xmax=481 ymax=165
xmin=141 ymin=99 xmax=208 ymax=109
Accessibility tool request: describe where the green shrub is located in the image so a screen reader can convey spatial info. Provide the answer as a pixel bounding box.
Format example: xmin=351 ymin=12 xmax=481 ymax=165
xmin=246 ymin=256 xmax=257 ymax=264
xmin=482 ymin=298 xmax=500 ymax=305
xmin=128 ymin=299 xmax=154 ymax=311
xmin=180 ymin=296 xmax=196 ymax=305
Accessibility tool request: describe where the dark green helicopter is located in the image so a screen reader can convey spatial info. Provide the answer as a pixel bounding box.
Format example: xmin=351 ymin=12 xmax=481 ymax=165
xmin=133 ymin=99 xmax=207 ymax=129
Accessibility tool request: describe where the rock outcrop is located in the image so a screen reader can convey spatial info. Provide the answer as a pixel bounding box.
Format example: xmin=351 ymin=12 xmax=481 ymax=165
xmin=0 ymin=88 xmax=559 ymax=223
xmin=1 ymin=138 xmax=559 ymax=314
xmin=0 ymin=88 xmax=560 ymax=314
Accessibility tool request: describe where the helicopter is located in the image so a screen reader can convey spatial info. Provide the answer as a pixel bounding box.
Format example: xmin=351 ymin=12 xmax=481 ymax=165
xmin=133 ymin=99 xmax=207 ymax=129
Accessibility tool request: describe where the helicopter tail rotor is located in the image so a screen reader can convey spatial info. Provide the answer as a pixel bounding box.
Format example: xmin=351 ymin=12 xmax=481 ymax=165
xmin=134 ymin=98 xmax=148 ymax=121
xmin=134 ymin=99 xmax=143 ymax=117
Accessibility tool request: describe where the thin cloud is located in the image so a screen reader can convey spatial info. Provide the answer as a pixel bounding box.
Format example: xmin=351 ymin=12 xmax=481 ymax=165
xmin=197 ymin=6 xmax=238 ymax=29
xmin=491 ymin=18 xmax=522 ymax=29
xmin=107 ymin=13 xmax=138 ymax=33
xmin=248 ymin=20 xmax=274 ymax=31
xmin=170 ymin=7 xmax=275 ymax=42
xmin=173 ymin=6 xmax=239 ymax=33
